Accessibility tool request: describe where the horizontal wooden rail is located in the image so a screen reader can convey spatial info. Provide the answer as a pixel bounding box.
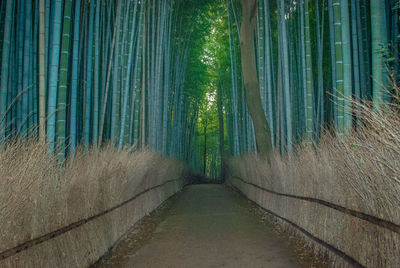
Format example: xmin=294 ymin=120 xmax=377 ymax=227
xmin=231 ymin=184 xmax=365 ymax=268
xmin=231 ymin=176 xmax=400 ymax=234
xmin=0 ymin=178 xmax=182 ymax=261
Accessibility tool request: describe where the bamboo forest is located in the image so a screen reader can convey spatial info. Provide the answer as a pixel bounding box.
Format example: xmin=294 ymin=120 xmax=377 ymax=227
xmin=1 ymin=0 xmax=399 ymax=267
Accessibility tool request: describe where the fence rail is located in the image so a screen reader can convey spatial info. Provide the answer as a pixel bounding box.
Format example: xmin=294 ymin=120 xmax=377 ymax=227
xmin=231 ymin=176 xmax=400 ymax=233
xmin=0 ymin=178 xmax=182 ymax=261
xmin=229 ymin=175 xmax=400 ymax=268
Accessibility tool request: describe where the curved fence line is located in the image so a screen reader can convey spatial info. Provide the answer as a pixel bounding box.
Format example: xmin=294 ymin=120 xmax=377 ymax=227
xmin=231 ymin=176 xmax=400 ymax=234
xmin=231 ymin=183 xmax=365 ymax=267
xmin=0 ymin=178 xmax=182 ymax=261
xmin=229 ymin=181 xmax=365 ymax=268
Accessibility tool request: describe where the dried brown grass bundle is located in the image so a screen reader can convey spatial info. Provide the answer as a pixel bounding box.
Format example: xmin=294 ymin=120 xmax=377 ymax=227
xmin=0 ymin=142 xmax=187 ymax=267
xmin=227 ymin=90 xmax=400 ymax=267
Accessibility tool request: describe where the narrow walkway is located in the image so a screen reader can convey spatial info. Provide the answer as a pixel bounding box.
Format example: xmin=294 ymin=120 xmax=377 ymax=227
xmin=106 ymin=185 xmax=302 ymax=267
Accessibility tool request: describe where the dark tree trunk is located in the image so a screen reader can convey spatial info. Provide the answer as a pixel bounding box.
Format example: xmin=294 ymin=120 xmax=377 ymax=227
xmin=240 ymin=0 xmax=272 ymax=156
xmin=203 ymin=119 xmax=208 ymax=175
xmin=217 ymin=80 xmax=225 ymax=171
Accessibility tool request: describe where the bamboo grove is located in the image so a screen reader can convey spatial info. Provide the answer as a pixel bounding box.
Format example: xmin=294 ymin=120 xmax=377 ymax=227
xmin=223 ymin=0 xmax=399 ymax=155
xmin=0 ymin=0 xmax=399 ymax=175
xmin=0 ymin=0 xmax=203 ymax=163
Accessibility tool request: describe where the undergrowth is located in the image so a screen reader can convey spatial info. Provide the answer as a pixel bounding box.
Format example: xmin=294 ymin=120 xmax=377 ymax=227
xmin=0 ymin=143 xmax=185 ymax=257
xmin=227 ymin=91 xmax=400 ymax=267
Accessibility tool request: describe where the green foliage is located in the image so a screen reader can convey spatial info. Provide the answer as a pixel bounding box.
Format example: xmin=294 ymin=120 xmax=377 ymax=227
xmin=180 ymin=0 xmax=230 ymax=177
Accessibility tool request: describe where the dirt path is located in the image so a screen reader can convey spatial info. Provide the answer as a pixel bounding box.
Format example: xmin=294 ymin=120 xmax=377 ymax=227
xmin=98 ymin=184 xmax=304 ymax=267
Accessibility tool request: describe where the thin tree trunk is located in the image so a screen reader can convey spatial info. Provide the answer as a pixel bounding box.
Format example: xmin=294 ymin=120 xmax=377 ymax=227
xmin=328 ymin=0 xmax=337 ymax=124
xmin=226 ymin=0 xmax=239 ymax=155
xmin=38 ymin=0 xmax=46 ymax=142
xmin=263 ymin=0 xmax=274 ymax=148
xmin=278 ymin=0 xmax=292 ymax=150
xmin=217 ymin=79 xmax=224 ymax=169
xmin=92 ymin=0 xmax=101 ymax=145
xmin=351 ymin=0 xmax=361 ymax=125
xmin=119 ymin=0 xmax=139 ymax=149
xmin=333 ymin=0 xmax=345 ymax=133
xmin=56 ymin=0 xmax=73 ymax=159
xmin=111 ymin=1 xmax=125 ymax=144
xmin=22 ymin=0 xmax=32 ymax=135
xmin=302 ymin=0 xmax=314 ymax=140
xmin=341 ymin=0 xmax=352 ymax=130
xmin=69 ymin=0 xmax=81 ymax=157
xmin=203 ymin=119 xmax=207 ymax=175
xmin=141 ymin=7 xmax=146 ymax=150
xmin=83 ymin=0 xmax=95 ymax=147
xmin=98 ymin=2 xmax=121 ymax=147
xmin=371 ymin=0 xmax=389 ymax=107
xmin=46 ymin=0 xmax=63 ymax=151
xmin=315 ymin=0 xmax=325 ymax=133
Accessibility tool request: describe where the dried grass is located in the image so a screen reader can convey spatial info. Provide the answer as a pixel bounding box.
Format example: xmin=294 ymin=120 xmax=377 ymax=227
xmin=0 ymin=142 xmax=187 ymax=267
xmin=227 ymin=94 xmax=400 ymax=267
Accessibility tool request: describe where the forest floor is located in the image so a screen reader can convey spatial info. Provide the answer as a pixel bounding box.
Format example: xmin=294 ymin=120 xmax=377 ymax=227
xmin=95 ymin=184 xmax=325 ymax=268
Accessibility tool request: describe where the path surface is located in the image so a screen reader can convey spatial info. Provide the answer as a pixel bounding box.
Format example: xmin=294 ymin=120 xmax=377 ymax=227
xmin=105 ymin=184 xmax=302 ymax=267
